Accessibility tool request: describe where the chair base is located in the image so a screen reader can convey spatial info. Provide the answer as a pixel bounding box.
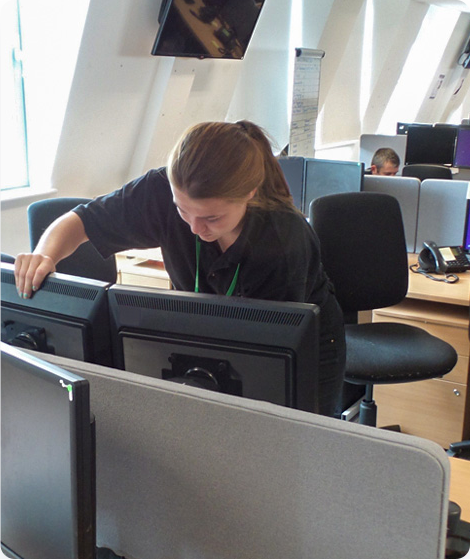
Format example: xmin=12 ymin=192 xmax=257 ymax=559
xmin=341 ymin=390 xmax=402 ymax=431
xmin=358 ymin=398 xmax=377 ymax=426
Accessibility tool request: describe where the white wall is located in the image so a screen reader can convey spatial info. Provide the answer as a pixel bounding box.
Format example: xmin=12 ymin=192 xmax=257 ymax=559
xmin=2 ymin=0 xmax=470 ymax=256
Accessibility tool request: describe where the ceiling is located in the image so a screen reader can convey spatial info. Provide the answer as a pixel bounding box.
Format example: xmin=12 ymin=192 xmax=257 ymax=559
xmin=418 ymin=0 xmax=470 ymax=12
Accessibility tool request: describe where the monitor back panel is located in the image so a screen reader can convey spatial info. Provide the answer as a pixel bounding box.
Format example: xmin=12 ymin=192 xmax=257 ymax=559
xmin=35 ymin=352 xmax=450 ymax=559
xmin=415 ymin=179 xmax=469 ymax=251
xmin=363 ymin=175 xmax=420 ymax=252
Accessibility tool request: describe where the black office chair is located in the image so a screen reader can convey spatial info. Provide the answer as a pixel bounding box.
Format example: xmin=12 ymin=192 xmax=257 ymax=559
xmin=402 ymin=163 xmax=453 ymax=181
xmin=27 ymin=197 xmax=117 ymax=283
xmin=310 ymin=191 xmax=458 ymax=427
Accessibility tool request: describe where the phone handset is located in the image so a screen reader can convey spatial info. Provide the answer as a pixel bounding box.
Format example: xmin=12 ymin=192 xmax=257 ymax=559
xmin=414 ymin=240 xmax=470 ymax=282
xmin=420 ymin=240 xmax=447 ymax=273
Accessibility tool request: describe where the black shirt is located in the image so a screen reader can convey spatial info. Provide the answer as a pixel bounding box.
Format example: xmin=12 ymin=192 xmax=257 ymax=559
xmin=73 ymin=168 xmax=332 ymax=308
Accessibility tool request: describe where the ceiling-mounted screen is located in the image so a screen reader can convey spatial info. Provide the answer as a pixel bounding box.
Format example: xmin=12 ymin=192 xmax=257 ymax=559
xmin=151 ymin=0 xmax=265 ymax=59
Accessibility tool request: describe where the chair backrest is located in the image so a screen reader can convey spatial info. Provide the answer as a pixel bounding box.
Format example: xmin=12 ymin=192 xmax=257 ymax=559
xmin=309 ymin=192 xmax=408 ymax=314
xmin=1 ymin=253 xmax=15 ymax=264
xmin=27 ymin=197 xmax=117 ymax=283
xmin=402 ymin=164 xmax=453 ymax=181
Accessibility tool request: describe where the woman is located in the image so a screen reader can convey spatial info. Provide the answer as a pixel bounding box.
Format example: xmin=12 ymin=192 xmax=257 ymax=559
xmin=15 ymin=120 xmax=345 ymax=416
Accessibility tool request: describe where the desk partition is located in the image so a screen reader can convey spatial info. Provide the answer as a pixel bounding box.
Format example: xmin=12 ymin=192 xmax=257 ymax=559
xmin=363 ymin=176 xmax=470 ymax=253
xmin=33 ymin=351 xmax=449 ymax=559
xmin=415 ymin=179 xmax=469 ymax=251
xmin=363 ymin=175 xmax=420 ymax=252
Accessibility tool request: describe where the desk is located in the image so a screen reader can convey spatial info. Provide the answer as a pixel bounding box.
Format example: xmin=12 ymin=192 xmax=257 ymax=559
xmin=373 ymin=254 xmax=470 ymax=448
xmin=450 ymin=456 xmax=470 ymax=522
xmin=406 ymin=254 xmax=470 ymax=305
xmin=116 ymin=251 xmax=171 ymax=290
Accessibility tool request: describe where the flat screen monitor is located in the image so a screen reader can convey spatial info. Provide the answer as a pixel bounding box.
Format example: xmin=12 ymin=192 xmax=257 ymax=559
xmin=396 ymin=122 xmax=432 ymax=135
xmin=453 ymin=127 xmax=470 ymax=168
xmin=151 ymin=0 xmax=265 ymax=59
xmin=1 ymin=342 xmax=95 ymax=559
xmin=405 ymin=125 xmax=457 ymax=165
xmin=107 ymin=285 xmax=320 ymax=413
xmin=1 ymin=263 xmax=113 ymax=366
xmin=303 ymin=158 xmax=364 ymax=214
xmin=463 ymin=200 xmax=470 ymax=251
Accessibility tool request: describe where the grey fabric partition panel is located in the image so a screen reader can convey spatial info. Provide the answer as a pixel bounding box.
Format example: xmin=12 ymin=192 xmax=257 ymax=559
xmin=415 ymin=179 xmax=469 ymax=251
xmin=363 ymin=175 xmax=420 ymax=253
xmin=37 ymin=353 xmax=450 ymax=559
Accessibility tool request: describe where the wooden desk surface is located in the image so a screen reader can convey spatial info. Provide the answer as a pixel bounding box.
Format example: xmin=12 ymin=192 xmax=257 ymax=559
xmin=449 ymin=456 xmax=470 ymax=522
xmin=407 ymin=254 xmax=470 ymax=306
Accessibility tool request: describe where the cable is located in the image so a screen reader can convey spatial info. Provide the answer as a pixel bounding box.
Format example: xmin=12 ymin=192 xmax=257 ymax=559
xmin=409 ymin=263 xmax=459 ymax=284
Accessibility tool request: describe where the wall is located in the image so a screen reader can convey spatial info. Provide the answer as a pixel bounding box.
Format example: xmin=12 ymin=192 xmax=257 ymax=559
xmin=2 ymin=0 xmax=470 ymax=256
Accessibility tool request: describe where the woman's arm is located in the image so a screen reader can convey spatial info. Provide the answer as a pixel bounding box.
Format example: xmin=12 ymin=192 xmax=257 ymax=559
xmin=14 ymin=211 xmax=89 ymax=298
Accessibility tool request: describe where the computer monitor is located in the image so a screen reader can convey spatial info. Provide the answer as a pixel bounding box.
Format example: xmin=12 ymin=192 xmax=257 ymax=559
xmin=396 ymin=121 xmax=432 ymax=135
xmin=303 ymin=158 xmax=364 ymax=214
xmin=463 ymin=200 xmax=470 ymax=252
xmin=454 ymin=127 xmax=470 ymax=168
xmin=107 ymin=284 xmax=320 ymax=413
xmin=1 ymin=262 xmax=113 ymax=366
xmin=151 ymin=0 xmax=265 ymax=59
xmin=1 ymin=342 xmax=95 ymax=559
xmin=405 ymin=125 xmax=457 ymax=165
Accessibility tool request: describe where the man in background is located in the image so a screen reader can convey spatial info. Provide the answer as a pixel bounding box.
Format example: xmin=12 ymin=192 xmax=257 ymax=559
xmin=365 ymin=147 xmax=400 ymax=176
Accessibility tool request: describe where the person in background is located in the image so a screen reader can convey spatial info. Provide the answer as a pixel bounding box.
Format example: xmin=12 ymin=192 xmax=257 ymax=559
xmin=14 ymin=120 xmax=346 ymax=417
xmin=365 ymin=147 xmax=400 ymax=176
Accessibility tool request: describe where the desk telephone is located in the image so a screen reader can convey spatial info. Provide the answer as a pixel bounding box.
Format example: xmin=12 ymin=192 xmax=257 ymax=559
xmin=418 ymin=241 xmax=470 ymax=274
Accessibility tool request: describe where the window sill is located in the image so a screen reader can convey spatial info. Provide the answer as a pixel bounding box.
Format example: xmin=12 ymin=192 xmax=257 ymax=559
xmin=1 ymin=187 xmax=57 ymax=210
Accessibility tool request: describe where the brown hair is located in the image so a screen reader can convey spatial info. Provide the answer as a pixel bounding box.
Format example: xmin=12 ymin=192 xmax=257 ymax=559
xmin=167 ymin=120 xmax=296 ymax=211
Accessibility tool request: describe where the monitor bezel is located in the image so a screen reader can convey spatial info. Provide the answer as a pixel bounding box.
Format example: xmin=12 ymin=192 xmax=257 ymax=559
xmin=1 ymin=342 xmax=95 ymax=559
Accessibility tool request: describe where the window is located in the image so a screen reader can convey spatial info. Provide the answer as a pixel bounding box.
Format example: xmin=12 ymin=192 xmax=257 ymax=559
xmin=378 ymin=5 xmax=459 ymax=133
xmin=0 ymin=0 xmax=29 ymax=191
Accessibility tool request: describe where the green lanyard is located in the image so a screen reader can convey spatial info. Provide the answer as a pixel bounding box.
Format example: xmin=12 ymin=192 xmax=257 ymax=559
xmin=195 ymin=236 xmax=240 ymax=296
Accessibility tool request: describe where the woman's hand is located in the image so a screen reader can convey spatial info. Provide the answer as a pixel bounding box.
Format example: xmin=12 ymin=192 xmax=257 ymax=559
xmin=13 ymin=211 xmax=89 ymax=299
xmin=14 ymin=253 xmax=57 ymax=299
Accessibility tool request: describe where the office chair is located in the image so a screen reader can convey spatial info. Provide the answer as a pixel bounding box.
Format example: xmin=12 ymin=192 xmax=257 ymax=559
xmin=1 ymin=253 xmax=15 ymax=264
xmin=27 ymin=197 xmax=117 ymax=283
xmin=402 ymin=163 xmax=453 ymax=181
xmin=310 ymin=191 xmax=457 ymax=427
